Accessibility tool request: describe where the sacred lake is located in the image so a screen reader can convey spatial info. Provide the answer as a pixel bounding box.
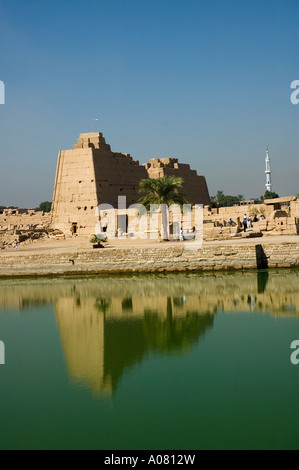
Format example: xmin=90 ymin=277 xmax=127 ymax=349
xmin=0 ymin=269 xmax=299 ymax=450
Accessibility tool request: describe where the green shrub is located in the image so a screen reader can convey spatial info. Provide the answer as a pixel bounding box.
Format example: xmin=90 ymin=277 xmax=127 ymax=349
xmin=90 ymin=234 xmax=108 ymax=244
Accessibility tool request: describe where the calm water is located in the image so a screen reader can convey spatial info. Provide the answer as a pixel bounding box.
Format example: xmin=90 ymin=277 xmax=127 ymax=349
xmin=1 ymin=270 xmax=299 ymax=450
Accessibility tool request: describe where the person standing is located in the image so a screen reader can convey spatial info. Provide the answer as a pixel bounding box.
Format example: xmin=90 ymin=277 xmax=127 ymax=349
xmin=243 ymin=215 xmax=248 ymax=232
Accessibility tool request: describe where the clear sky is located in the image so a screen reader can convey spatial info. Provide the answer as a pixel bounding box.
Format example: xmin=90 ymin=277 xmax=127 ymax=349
xmin=0 ymin=0 xmax=298 ymax=208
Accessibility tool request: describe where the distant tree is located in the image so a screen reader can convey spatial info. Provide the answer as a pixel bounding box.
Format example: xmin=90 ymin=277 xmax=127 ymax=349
xmin=263 ymin=191 xmax=279 ymax=201
xmin=35 ymin=201 xmax=52 ymax=212
xmin=210 ymin=191 xmax=244 ymax=207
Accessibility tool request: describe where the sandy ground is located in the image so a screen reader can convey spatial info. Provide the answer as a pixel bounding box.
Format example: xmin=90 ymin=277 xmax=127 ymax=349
xmin=1 ymin=234 xmax=298 ymax=257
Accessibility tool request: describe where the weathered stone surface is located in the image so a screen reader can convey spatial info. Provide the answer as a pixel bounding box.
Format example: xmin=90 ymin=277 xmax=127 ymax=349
xmin=0 ymin=241 xmax=299 ymax=277
xmin=145 ymin=157 xmax=210 ymax=206
xmin=0 ymin=208 xmax=51 ymax=232
xmin=51 ymin=132 xmax=211 ymax=237
xmin=203 ymin=198 xmax=299 ymax=241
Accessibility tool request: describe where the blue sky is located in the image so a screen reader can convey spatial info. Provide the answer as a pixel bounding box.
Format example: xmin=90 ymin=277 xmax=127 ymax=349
xmin=0 ymin=0 xmax=298 ymax=207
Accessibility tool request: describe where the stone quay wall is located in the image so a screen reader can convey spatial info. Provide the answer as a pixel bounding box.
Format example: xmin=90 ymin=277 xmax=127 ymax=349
xmin=0 ymin=241 xmax=299 ymax=277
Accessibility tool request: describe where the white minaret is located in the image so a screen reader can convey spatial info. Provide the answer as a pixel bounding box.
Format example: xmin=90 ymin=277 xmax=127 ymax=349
xmin=265 ymin=146 xmax=272 ymax=192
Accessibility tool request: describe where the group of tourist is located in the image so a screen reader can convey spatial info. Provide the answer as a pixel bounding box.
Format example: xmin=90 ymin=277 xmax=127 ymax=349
xmin=227 ymin=214 xmax=265 ymax=232
xmin=242 ymin=215 xmax=251 ymax=232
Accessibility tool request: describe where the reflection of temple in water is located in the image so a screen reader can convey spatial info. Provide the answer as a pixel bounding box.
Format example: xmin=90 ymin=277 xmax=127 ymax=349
xmin=1 ymin=271 xmax=299 ymax=396
xmin=54 ymin=294 xmax=214 ymax=397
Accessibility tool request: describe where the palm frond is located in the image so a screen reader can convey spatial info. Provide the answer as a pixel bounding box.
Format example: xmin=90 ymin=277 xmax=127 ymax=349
xmin=138 ymin=176 xmax=189 ymax=208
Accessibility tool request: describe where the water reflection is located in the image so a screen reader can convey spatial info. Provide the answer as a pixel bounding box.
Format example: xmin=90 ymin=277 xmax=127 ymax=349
xmin=257 ymin=271 xmax=269 ymax=294
xmin=54 ymin=289 xmax=214 ymax=397
xmin=0 ymin=270 xmax=299 ymax=397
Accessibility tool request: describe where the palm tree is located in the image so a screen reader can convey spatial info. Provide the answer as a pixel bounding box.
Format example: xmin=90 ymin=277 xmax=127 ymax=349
xmin=138 ymin=176 xmax=189 ymax=240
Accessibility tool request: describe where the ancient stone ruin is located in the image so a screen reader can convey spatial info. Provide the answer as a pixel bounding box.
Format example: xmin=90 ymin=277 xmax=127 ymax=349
xmin=0 ymin=207 xmax=52 ymax=249
xmin=2 ymin=131 xmax=299 ymax=246
xmin=51 ymin=132 xmax=211 ymax=236
xmin=203 ymin=196 xmax=299 ymax=241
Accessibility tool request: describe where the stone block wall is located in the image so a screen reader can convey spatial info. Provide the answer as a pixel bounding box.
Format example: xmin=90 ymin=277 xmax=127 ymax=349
xmin=203 ymin=200 xmax=299 ymax=238
xmin=1 ymin=241 xmax=299 ymax=277
xmin=51 ymin=133 xmax=148 ymax=236
xmin=145 ymin=157 xmax=210 ymax=206
xmin=51 ymin=132 xmax=211 ymax=237
xmin=0 ymin=210 xmax=51 ymax=231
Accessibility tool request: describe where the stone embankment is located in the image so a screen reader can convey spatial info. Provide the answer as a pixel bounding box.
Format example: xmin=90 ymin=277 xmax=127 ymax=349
xmin=0 ymin=240 xmax=299 ymax=277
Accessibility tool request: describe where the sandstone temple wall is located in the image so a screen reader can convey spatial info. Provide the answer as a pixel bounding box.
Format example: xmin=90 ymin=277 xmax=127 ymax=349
xmin=144 ymin=157 xmax=210 ymax=206
xmin=51 ymin=132 xmax=211 ymax=236
xmin=0 ymin=208 xmax=51 ymax=231
xmin=203 ymin=197 xmax=299 ymax=239
xmin=51 ymin=133 xmax=148 ymax=236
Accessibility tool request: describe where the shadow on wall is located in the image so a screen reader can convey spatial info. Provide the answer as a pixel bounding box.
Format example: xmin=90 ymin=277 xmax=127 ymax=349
xmin=256 ymin=244 xmax=269 ymax=270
